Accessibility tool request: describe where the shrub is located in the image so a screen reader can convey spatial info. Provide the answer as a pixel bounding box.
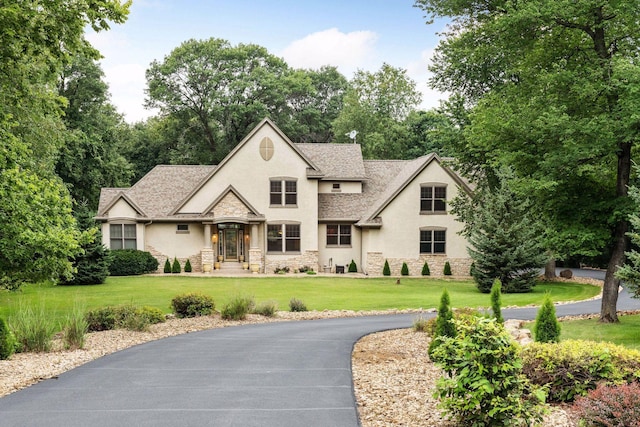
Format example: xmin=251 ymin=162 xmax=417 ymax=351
xmin=401 ymin=262 xmax=409 ymax=276
xmin=171 ymin=293 xmax=214 ymax=318
xmin=490 ymin=279 xmax=504 ymax=324
xmin=62 ymin=305 xmax=88 ymax=350
xmin=431 ymin=316 xmax=545 ymax=426
xmin=184 ymin=259 xmax=192 ymax=272
xmin=137 ymin=306 xmax=166 ymax=325
xmin=0 ymin=317 xmax=17 ymax=360
xmin=412 ymin=315 xmax=435 ymax=333
xmin=109 ymin=249 xmax=159 ymax=276
xmin=422 ymin=261 xmax=430 ymax=276
xmin=85 ymin=306 xmax=118 ymax=331
xmin=85 ymin=305 xmax=150 ymax=332
xmin=572 ymin=382 xmax=640 ymax=427
xmin=11 ymin=304 xmax=58 ymax=353
xmin=253 ymin=300 xmax=278 ymax=317
xmin=443 ymin=261 xmax=452 ymax=276
xmin=274 ymin=266 xmax=290 ymax=274
xmin=163 ymin=258 xmax=171 ymax=273
xmin=521 ymin=340 xmax=640 ymax=402
xmin=60 ymin=238 xmax=111 ymax=285
xmin=172 ymin=257 xmax=181 ymax=274
xmin=348 ymin=259 xmax=357 ymax=273
xmin=534 ymin=293 xmax=560 ymax=343
xmin=221 ymin=295 xmax=255 ymax=320
xmin=383 ymin=259 xmax=391 ymax=276
xmin=289 ymin=298 xmax=307 ymax=312
xmin=306 ymin=270 xmax=317 ymax=275
xmin=428 ymin=289 xmax=455 ymax=356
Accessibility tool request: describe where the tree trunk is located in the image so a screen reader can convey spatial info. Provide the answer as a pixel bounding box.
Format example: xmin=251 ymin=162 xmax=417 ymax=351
xmin=600 ymin=142 xmax=632 ymax=323
xmin=544 ymin=258 xmax=556 ymax=280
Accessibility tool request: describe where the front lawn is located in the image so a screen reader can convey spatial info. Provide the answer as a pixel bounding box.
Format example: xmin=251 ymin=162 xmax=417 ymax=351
xmin=543 ymin=314 xmax=640 ymax=351
xmin=0 ymin=275 xmax=600 ymax=325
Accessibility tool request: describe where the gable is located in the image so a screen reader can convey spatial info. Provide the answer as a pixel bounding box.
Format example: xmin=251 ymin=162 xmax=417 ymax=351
xmin=202 ymin=186 xmax=264 ymax=222
xmin=104 ymin=196 xmax=143 ymax=219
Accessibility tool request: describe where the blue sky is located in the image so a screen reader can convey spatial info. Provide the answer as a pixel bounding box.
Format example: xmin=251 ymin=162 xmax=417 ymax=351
xmin=87 ymin=0 xmax=448 ymax=122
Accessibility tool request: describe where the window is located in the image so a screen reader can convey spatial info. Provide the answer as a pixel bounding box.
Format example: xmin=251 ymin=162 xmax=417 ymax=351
xmin=420 ymin=185 xmax=447 ymax=212
xmin=326 ymin=224 xmax=351 ymax=246
xmin=110 ymin=224 xmax=136 ymax=250
xmin=267 ymin=224 xmax=300 ymax=252
xmin=270 ymin=179 xmax=297 ymax=206
xmin=332 ymin=183 xmax=341 ymax=192
xmin=420 ymin=229 xmax=446 ymax=254
xmin=176 ymin=224 xmax=189 ymax=233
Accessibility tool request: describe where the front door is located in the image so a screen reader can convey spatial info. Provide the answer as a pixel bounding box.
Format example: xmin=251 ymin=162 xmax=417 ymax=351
xmin=224 ymin=229 xmax=238 ymax=261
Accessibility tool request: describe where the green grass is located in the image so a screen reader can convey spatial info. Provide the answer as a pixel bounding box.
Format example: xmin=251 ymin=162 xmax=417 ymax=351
xmin=0 ymin=275 xmax=599 ymax=326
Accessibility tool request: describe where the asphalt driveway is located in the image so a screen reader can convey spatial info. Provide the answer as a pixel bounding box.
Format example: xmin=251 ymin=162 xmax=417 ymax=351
xmin=0 ymin=269 xmax=637 ymax=427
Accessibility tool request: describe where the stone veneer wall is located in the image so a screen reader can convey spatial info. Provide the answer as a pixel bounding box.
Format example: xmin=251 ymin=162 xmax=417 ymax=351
xmin=212 ymin=192 xmax=249 ymax=217
xmin=264 ymin=250 xmax=319 ymax=274
xmin=366 ymin=251 xmax=473 ymax=277
xmin=147 ymin=245 xmax=203 ymax=273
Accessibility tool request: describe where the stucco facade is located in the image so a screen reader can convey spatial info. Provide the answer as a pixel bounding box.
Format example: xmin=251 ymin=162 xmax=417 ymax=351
xmin=96 ymin=118 xmax=472 ymax=276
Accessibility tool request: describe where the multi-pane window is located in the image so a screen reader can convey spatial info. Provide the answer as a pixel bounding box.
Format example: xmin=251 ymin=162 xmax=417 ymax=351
xmin=420 ymin=185 xmax=447 ymax=212
xmin=110 ymin=224 xmax=137 ymax=250
xmin=326 ymin=224 xmax=351 ymax=246
xmin=420 ymin=229 xmax=446 ymax=254
xmin=270 ymin=179 xmax=297 ymax=206
xmin=267 ymin=224 xmax=300 ymax=252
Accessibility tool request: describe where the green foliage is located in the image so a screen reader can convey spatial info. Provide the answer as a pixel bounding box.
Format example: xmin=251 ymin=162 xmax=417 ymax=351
xmin=0 ymin=317 xmax=17 ymax=360
xmin=220 ymin=295 xmax=255 ymax=321
xmin=170 ymin=293 xmax=214 ymax=318
xmin=171 ymin=258 xmax=181 ymax=274
xmin=521 ymin=340 xmax=640 ymax=403
xmin=184 ymin=259 xmax=192 ymax=273
xmin=572 ymin=382 xmax=640 ymax=427
xmin=443 ymin=261 xmax=452 ymax=276
xmin=108 ymin=250 xmax=159 ymax=276
xmin=383 ymin=260 xmax=391 ymax=276
xmin=137 ymin=306 xmax=166 ymax=325
xmin=164 ymin=259 xmax=172 ymax=274
xmin=348 ymin=260 xmax=357 ymax=273
xmin=62 ymin=305 xmax=88 ymax=350
xmin=422 ymin=261 xmax=431 ymax=276
xmin=534 ymin=294 xmax=561 ymax=343
xmin=490 ymin=279 xmax=503 ymax=324
xmin=428 ymin=289 xmax=456 ymax=356
xmin=412 ymin=315 xmax=435 ymax=334
xmin=85 ymin=305 xmax=154 ymax=332
xmin=289 ymin=298 xmax=307 ymax=312
xmin=431 ymin=316 xmax=545 ymax=426
xmin=401 ymin=262 xmax=409 ymax=276
xmin=616 ymin=172 xmax=640 ymax=299
xmin=10 ymin=304 xmax=58 ymax=353
xmin=459 ymin=168 xmax=547 ymax=293
xmin=252 ymin=300 xmax=278 ymax=317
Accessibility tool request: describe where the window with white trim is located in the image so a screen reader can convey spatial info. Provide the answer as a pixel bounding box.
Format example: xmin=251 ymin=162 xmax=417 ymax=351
xmin=267 ymin=224 xmax=300 ymax=253
xmin=270 ymin=179 xmax=297 ymax=206
xmin=420 ymin=229 xmax=446 ymax=254
xmin=326 ymin=224 xmax=351 ymax=246
xmin=420 ymin=185 xmax=447 ymax=212
xmin=110 ymin=224 xmax=137 ymax=250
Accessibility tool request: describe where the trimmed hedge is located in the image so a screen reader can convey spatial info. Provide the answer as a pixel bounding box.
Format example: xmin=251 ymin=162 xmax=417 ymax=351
xmin=109 ymin=250 xmax=159 ymax=276
xmin=171 ymin=293 xmax=214 ymax=318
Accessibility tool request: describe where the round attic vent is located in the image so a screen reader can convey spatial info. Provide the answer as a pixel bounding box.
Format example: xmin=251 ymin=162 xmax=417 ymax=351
xmin=259 ymin=137 xmax=274 ymax=161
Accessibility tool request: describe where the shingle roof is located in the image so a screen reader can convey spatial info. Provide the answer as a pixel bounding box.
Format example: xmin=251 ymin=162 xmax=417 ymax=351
xmin=296 ymin=143 xmax=366 ymax=180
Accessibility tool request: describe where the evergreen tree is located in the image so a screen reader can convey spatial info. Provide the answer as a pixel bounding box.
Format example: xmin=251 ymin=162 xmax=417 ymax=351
xmin=171 ymin=258 xmax=181 ymax=274
xmin=422 ymin=261 xmax=430 ymax=276
xmin=164 ymin=259 xmax=172 ymax=274
xmin=401 ymin=262 xmax=409 ymax=276
xmin=184 ymin=259 xmax=192 ymax=273
xmin=534 ymin=294 xmax=561 ymax=343
xmin=443 ymin=261 xmax=452 ymax=276
xmin=490 ymin=279 xmax=504 ymax=324
xmin=462 ymin=169 xmax=547 ymax=293
xmin=348 ymin=259 xmax=357 ymax=273
xmin=428 ymin=289 xmax=456 ymax=357
xmin=383 ymin=260 xmax=391 ymax=276
xmin=615 ymin=174 xmax=640 ymax=299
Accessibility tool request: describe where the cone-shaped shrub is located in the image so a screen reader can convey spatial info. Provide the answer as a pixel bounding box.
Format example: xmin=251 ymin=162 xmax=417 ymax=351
xmin=348 ymin=259 xmax=357 ymax=273
xmin=490 ymin=279 xmax=504 ymax=324
xmin=401 ymin=262 xmax=409 ymax=276
xmin=172 ymin=258 xmax=181 ymax=274
xmin=383 ymin=259 xmax=391 ymax=276
xmin=163 ymin=258 xmax=171 ymax=273
xmin=184 ymin=259 xmax=192 ymax=273
xmin=422 ymin=261 xmax=430 ymax=276
xmin=444 ymin=261 xmax=452 ymax=275
xmin=534 ymin=294 xmax=561 ymax=343
xmin=428 ymin=288 xmax=455 ymax=356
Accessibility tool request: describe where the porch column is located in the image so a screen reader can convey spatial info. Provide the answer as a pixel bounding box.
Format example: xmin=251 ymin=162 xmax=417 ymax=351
xmin=250 ymin=224 xmax=259 ymax=248
xmin=204 ymin=224 xmax=212 ymax=249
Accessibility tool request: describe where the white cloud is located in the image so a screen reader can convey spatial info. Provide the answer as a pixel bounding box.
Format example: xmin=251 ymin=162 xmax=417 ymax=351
xmin=280 ymin=28 xmax=378 ymax=76
xmin=103 ymin=63 xmax=155 ymax=122
xmin=406 ymin=48 xmax=448 ymax=110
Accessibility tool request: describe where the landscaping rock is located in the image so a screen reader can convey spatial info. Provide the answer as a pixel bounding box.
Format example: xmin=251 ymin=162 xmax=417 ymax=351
xmin=560 ymin=269 xmax=573 ymax=279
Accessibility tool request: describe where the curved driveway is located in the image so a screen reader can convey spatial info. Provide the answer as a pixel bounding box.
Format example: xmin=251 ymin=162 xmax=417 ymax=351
xmin=0 ymin=269 xmax=638 ymax=427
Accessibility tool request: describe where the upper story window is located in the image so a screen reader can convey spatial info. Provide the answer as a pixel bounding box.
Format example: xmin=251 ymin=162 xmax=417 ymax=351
xmin=420 ymin=229 xmax=446 ymax=254
xmin=110 ymin=224 xmax=137 ymax=250
xmin=326 ymin=224 xmax=351 ymax=246
xmin=267 ymin=223 xmax=300 ymax=253
xmin=420 ymin=184 xmax=447 ymax=213
xmin=270 ymin=179 xmax=297 ymax=206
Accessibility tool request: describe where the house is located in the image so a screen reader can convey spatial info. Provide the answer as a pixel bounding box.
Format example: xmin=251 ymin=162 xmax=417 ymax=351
xmin=96 ymin=118 xmax=473 ymax=276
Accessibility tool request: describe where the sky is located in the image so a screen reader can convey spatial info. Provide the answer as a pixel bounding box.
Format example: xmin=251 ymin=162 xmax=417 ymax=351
xmin=87 ymin=0 xmax=449 ymax=123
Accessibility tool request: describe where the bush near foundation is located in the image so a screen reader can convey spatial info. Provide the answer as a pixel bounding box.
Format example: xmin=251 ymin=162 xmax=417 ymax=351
xmin=184 ymin=259 xmax=192 ymax=272
xmin=572 ymin=382 xmax=640 ymax=427
xmin=422 ymin=261 xmax=430 ymax=276
xmin=171 ymin=257 xmax=181 ymax=273
xmin=171 ymin=293 xmax=214 ymax=318
xmin=163 ymin=258 xmax=171 ymax=273
xmin=443 ymin=261 xmax=452 ymax=275
xmin=401 ymin=262 xmax=409 ymax=276
xmin=383 ymin=260 xmax=391 ymax=276
xmin=521 ymin=340 xmax=640 ymax=402
xmin=109 ymin=249 xmax=159 ymax=276
xmin=348 ymin=260 xmax=357 ymax=273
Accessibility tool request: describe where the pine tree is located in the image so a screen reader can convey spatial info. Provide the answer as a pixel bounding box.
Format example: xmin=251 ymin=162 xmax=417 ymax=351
xmin=164 ymin=258 xmax=172 ymax=273
xmin=428 ymin=288 xmax=455 ymax=357
xmin=401 ymin=262 xmax=409 ymax=276
xmin=348 ymin=259 xmax=357 ymax=273
xmin=422 ymin=261 xmax=430 ymax=276
xmin=184 ymin=259 xmax=192 ymax=273
xmin=383 ymin=259 xmax=391 ymax=276
xmin=465 ymin=169 xmax=547 ymax=293
xmin=615 ymin=176 xmax=640 ymax=298
xmin=490 ymin=279 xmax=504 ymax=324
xmin=443 ymin=261 xmax=452 ymax=276
xmin=172 ymin=258 xmax=181 ymax=274
xmin=534 ymin=294 xmax=561 ymax=343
